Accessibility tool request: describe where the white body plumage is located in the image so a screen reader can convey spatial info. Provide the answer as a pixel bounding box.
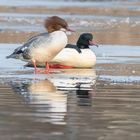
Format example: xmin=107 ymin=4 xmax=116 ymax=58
xmin=50 ymin=48 xmax=96 ymax=68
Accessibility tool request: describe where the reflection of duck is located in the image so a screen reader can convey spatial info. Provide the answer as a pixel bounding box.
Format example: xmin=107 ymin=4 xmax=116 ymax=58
xmin=49 ymin=69 xmax=96 ymax=89
xmin=11 ymin=79 xmax=67 ymax=124
xmin=49 ymin=33 xmax=98 ymax=68
xmin=29 ymin=79 xmax=56 ymax=93
xmin=11 ymin=69 xmax=96 ymax=90
xmin=28 ymin=80 xmax=67 ymax=107
xmin=76 ymin=90 xmax=92 ymax=106
xmin=6 ymin=16 xmax=73 ymax=73
xmin=11 ymin=79 xmax=67 ymax=106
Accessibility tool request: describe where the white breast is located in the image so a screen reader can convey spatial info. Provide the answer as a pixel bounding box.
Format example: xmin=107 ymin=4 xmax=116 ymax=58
xmin=50 ymin=48 xmax=96 ymax=68
xmin=31 ymin=31 xmax=67 ymax=63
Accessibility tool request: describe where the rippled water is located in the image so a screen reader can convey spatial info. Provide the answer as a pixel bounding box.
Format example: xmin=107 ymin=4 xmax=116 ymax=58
xmin=0 ymin=43 xmax=140 ymax=139
xmin=0 ymin=0 xmax=140 ymax=139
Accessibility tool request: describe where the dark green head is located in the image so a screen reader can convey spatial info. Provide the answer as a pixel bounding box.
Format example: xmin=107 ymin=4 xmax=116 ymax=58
xmin=76 ymin=33 xmax=98 ymax=48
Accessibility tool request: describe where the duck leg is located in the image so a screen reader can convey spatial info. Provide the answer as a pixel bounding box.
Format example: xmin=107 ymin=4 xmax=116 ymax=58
xmin=45 ymin=62 xmax=50 ymax=73
xmin=49 ymin=64 xmax=73 ymax=69
xmin=45 ymin=62 xmax=56 ymax=73
xmin=32 ymin=60 xmax=38 ymax=74
xmin=32 ymin=60 xmax=63 ymax=74
xmin=46 ymin=62 xmax=65 ymax=73
xmin=32 ymin=60 xmax=48 ymax=74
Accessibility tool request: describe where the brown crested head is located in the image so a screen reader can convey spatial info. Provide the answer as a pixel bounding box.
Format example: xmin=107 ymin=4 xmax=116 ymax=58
xmin=44 ymin=16 xmax=68 ymax=33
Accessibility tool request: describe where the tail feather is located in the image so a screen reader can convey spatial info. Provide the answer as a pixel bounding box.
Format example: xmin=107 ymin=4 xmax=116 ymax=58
xmin=6 ymin=53 xmax=20 ymax=59
xmin=6 ymin=54 xmax=14 ymax=59
xmin=6 ymin=45 xmax=24 ymax=59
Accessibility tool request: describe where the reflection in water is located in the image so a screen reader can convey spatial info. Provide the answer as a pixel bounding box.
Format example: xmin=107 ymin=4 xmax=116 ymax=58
xmin=49 ymin=68 xmax=96 ymax=89
xmin=76 ymin=90 xmax=95 ymax=106
xmin=11 ymin=76 xmax=96 ymax=125
xmin=1 ymin=0 xmax=140 ymax=138
xmin=11 ymin=79 xmax=67 ymax=125
xmin=1 ymin=78 xmax=140 ymax=139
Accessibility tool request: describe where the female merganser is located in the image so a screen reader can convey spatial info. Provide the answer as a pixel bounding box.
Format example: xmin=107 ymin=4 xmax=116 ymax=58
xmin=49 ymin=33 xmax=98 ymax=68
xmin=6 ymin=16 xmax=73 ymax=73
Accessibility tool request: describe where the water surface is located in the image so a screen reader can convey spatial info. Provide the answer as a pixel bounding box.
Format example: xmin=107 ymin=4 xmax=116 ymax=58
xmin=0 ymin=43 xmax=140 ymax=139
xmin=0 ymin=0 xmax=140 ymax=139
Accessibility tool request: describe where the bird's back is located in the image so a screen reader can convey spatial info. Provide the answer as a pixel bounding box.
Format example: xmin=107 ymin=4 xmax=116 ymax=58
xmin=6 ymin=32 xmax=49 ymax=61
xmin=7 ymin=31 xmax=67 ymax=63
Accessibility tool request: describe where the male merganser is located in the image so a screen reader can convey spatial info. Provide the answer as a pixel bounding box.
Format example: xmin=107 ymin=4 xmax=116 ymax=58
xmin=49 ymin=33 xmax=98 ymax=68
xmin=6 ymin=16 xmax=73 ymax=73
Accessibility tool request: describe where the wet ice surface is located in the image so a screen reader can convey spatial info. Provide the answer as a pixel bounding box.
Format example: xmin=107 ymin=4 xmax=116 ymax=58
xmin=0 ymin=43 xmax=140 ymax=140
xmin=1 ymin=43 xmax=140 ymax=81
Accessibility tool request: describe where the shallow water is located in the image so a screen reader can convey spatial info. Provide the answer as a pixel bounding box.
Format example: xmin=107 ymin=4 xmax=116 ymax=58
xmin=0 ymin=0 xmax=140 ymax=139
xmin=0 ymin=43 xmax=140 ymax=139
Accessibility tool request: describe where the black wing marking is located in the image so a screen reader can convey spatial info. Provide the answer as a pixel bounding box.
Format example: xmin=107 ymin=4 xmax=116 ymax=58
xmin=65 ymin=44 xmax=82 ymax=53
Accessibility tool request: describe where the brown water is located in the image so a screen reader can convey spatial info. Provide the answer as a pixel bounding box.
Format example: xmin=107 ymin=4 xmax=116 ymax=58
xmin=0 ymin=0 xmax=140 ymax=139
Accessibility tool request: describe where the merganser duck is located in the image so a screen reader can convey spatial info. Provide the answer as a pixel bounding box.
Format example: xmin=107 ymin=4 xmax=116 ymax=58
xmin=49 ymin=33 xmax=98 ymax=68
xmin=6 ymin=16 xmax=73 ymax=73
